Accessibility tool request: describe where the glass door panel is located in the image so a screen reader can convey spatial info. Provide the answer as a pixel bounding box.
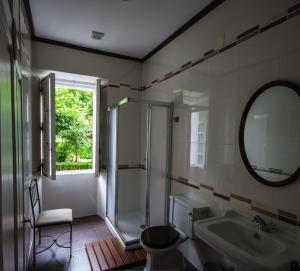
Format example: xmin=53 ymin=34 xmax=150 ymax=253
xmin=116 ymin=103 xmax=147 ymax=244
xmin=106 ymin=99 xmax=172 ymax=247
xmin=148 ymin=106 xmax=169 ymax=226
xmin=107 ymin=108 xmax=118 ymax=225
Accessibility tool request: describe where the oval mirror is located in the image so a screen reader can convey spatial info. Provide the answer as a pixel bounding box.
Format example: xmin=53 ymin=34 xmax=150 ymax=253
xmin=239 ymin=80 xmax=300 ymax=186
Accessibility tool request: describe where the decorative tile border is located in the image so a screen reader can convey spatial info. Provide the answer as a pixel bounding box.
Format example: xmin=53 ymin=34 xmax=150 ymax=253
xmin=213 ymin=192 xmax=230 ymax=201
xmin=181 ymin=61 xmax=192 ymax=70
xmin=203 ymin=49 xmax=218 ymax=59
xmin=118 ymin=164 xmax=141 ymax=170
xmin=236 ymin=25 xmax=259 ymax=40
xmin=108 ymin=84 xmax=120 ymax=88
xmin=100 ymin=164 xmax=146 ymax=170
xmin=231 ymin=193 xmax=251 ymax=204
xmin=200 ymin=183 xmax=214 ymax=191
xmin=278 ymin=215 xmax=298 ymax=226
xmin=171 ymin=176 xmax=200 ymax=189
xmin=140 ymin=2 xmax=300 ymax=92
xmin=102 ymin=82 xmax=143 ymax=92
xmin=252 ymin=165 xmax=292 ymax=176
xmin=120 ymin=83 xmax=131 ymax=87
xmin=279 ymin=209 xmax=298 ymax=220
xmin=251 ymin=206 xmax=277 ymax=219
xmin=288 ymin=3 xmax=300 ymax=13
xmin=171 ymin=176 xmax=299 ymax=227
xmin=260 ymin=17 xmax=286 ymax=33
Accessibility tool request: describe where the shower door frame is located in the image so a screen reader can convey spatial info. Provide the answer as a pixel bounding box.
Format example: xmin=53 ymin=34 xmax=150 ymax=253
xmin=106 ymin=97 xmax=173 ymax=247
xmin=106 ymin=106 xmax=119 ymax=228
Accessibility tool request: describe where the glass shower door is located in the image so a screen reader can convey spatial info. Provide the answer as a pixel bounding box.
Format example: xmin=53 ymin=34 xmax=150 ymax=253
xmin=107 ymin=107 xmax=118 ymax=225
xmin=107 ymin=98 xmax=172 ymax=247
xmin=147 ymin=105 xmax=170 ymax=226
xmin=115 ymin=102 xmax=147 ymax=245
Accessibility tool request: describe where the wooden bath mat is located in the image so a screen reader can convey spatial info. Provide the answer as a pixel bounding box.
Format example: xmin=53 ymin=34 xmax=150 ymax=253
xmin=86 ymin=237 xmax=146 ymax=270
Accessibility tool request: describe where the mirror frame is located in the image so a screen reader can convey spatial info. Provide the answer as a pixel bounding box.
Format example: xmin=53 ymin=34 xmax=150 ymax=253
xmin=239 ymin=80 xmax=300 ymax=187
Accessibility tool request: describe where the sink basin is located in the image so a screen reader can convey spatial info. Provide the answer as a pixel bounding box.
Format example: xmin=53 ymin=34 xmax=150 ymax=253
xmin=194 ymin=211 xmax=295 ymax=271
xmin=208 ymin=220 xmax=284 ymax=257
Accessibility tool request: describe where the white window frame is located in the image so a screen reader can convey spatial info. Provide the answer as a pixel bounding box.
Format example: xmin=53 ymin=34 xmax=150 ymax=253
xmin=52 ymin=77 xmax=101 ymax=176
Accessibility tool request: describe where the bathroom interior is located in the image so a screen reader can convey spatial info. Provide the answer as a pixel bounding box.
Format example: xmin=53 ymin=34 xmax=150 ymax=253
xmin=0 ymin=0 xmax=300 ymax=271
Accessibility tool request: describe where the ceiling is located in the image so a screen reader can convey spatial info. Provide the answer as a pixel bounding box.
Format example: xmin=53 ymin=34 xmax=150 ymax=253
xmin=29 ymin=0 xmax=215 ymax=60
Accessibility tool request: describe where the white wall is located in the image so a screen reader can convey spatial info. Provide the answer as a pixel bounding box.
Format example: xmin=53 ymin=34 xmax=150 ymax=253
xmin=141 ymin=0 xmax=300 ymax=270
xmin=32 ymin=41 xmax=142 ymax=84
xmin=97 ymin=172 xmax=107 ymax=218
xmin=42 ymin=173 xmax=97 ymax=218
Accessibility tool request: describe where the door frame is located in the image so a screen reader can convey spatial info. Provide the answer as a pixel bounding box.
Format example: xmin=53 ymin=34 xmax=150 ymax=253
xmin=11 ymin=17 xmax=25 ymax=271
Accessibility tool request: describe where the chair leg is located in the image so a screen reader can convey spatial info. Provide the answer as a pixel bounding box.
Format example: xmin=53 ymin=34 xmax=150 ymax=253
xmin=33 ymin=227 xmax=36 ymax=265
xmin=39 ymin=228 xmax=41 ymax=245
xmin=70 ymin=223 xmax=72 ymax=259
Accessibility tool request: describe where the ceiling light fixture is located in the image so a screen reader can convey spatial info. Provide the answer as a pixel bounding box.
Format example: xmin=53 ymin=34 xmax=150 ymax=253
xmin=91 ymin=31 xmax=104 ymax=40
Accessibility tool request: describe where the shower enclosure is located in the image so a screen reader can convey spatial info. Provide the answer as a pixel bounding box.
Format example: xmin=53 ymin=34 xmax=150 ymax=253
xmin=106 ymin=97 xmax=172 ymax=247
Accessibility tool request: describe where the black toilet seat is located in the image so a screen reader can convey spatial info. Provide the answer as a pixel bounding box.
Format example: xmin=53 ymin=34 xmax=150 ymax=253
xmin=141 ymin=225 xmax=180 ymax=249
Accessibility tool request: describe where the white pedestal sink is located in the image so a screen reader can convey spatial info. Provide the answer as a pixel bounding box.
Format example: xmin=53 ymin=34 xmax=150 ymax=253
xmin=194 ymin=211 xmax=296 ymax=271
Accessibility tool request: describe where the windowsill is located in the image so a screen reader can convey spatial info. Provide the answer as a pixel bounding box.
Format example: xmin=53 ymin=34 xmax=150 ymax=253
xmin=56 ymin=169 xmax=94 ymax=176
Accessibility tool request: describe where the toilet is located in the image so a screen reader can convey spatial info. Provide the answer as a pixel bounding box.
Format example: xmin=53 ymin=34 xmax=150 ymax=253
xmin=141 ymin=225 xmax=184 ymax=271
xmin=140 ymin=195 xmax=209 ymax=271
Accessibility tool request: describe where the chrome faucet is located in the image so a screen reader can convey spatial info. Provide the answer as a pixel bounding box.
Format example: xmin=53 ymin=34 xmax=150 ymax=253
xmin=251 ymin=214 xmax=276 ymax=232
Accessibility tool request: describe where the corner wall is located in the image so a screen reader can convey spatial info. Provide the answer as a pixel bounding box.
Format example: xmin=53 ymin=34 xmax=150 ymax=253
xmin=32 ymin=41 xmax=142 ymax=85
xmin=42 ymin=174 xmax=97 ymax=218
xmin=141 ymin=0 xmax=300 ymax=269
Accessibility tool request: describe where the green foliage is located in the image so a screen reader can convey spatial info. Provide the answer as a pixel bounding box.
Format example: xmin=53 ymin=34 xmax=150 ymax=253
xmin=56 ymin=161 xmax=93 ymax=171
xmin=79 ymin=143 xmax=93 ymax=159
xmin=56 ymin=142 xmax=68 ymax=162
xmin=55 ymin=88 xmax=93 ymax=168
xmin=56 ymin=141 xmax=73 ymax=162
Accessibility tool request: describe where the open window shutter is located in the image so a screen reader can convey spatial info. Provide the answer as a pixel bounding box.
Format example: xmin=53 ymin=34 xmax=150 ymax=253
xmin=94 ymin=78 xmax=101 ymax=177
xmin=41 ymin=73 xmax=56 ymax=180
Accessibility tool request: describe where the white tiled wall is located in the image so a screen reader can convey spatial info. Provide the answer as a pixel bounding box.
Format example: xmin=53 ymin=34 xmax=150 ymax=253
xmin=142 ymin=0 xmax=300 ymax=269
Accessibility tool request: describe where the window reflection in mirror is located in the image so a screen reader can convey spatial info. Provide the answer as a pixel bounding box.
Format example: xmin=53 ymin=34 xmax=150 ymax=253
xmin=190 ymin=110 xmax=208 ymax=168
xmin=244 ymin=86 xmax=300 ymax=182
xmin=173 ymin=89 xmax=210 ymax=180
xmin=240 ymin=81 xmax=300 ymax=186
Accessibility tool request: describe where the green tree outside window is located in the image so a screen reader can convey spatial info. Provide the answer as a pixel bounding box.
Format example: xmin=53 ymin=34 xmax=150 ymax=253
xmin=55 ymin=88 xmax=93 ymax=170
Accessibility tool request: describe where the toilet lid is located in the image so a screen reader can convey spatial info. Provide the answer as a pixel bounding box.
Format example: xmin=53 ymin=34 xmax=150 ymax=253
xmin=141 ymin=225 xmax=180 ymax=249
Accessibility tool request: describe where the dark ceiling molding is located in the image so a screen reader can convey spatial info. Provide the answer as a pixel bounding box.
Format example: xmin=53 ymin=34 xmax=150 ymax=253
xmin=23 ymin=0 xmax=35 ymax=37
xmin=23 ymin=0 xmax=226 ymax=63
xmin=142 ymin=0 xmax=226 ymax=61
xmin=33 ymin=36 xmax=143 ymax=62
